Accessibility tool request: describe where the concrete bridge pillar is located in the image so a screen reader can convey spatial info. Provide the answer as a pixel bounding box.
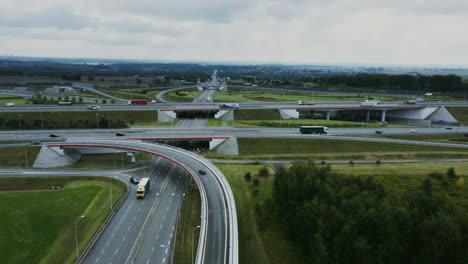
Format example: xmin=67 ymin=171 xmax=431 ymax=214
xmin=325 ymin=112 xmax=331 ymax=120
xmin=381 ymin=110 xmax=387 ymax=123
xmin=158 ymin=110 xmax=176 ymax=122
xmin=366 ymin=111 xmax=371 ymax=122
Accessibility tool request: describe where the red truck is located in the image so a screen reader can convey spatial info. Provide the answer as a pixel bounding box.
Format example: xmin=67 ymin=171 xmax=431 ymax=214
xmin=128 ymin=100 xmax=148 ymax=105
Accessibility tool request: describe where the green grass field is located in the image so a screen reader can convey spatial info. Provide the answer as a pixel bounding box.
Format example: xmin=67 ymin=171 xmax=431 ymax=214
xmin=235 ymin=109 xmax=281 ymax=120
xmin=0 ymin=147 xmax=41 ymax=167
xmin=0 ymin=95 xmax=30 ymax=105
xmin=0 ymin=177 xmax=126 ymax=264
xmin=174 ymin=186 xmax=201 ymax=264
xmin=373 ymin=133 xmax=468 ymax=144
xmin=214 ymin=89 xmax=396 ymax=103
xmin=163 ymin=89 xmax=202 ymax=102
xmin=215 ymin=161 xmax=468 ymax=263
xmin=207 ymin=138 xmax=468 ymax=160
xmin=448 ymin=107 xmax=468 ymax=124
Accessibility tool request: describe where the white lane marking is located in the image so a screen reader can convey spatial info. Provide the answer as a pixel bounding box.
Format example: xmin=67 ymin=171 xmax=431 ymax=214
xmin=128 ymin=225 xmax=132 ymax=231
xmin=156 ymin=235 xmax=159 ymax=239
xmin=142 ymin=201 xmax=145 ymax=204
xmin=137 ymin=208 xmax=141 ymax=212
xmin=100 ymin=249 xmax=105 ymax=255
xmin=164 ymin=214 xmax=166 ymax=220
xmin=172 ymin=225 xmax=175 ymax=231
xmin=163 ymin=257 xmax=166 ymax=263
xmin=95 ymin=257 xmax=100 ymax=263
xmin=160 ymin=224 xmax=163 ymax=230
xmin=152 ymin=246 xmax=155 ymax=252
xmin=170 ymin=232 xmax=173 ymax=238
xmin=121 ymin=236 xmax=125 ymax=242
xmin=165 ymin=248 xmax=168 ymax=254
xmin=132 ymin=216 xmax=136 ymax=221
xmin=111 ymin=232 xmax=114 ymax=238
xmin=114 ymin=248 xmax=119 ymax=255
xmin=105 ymin=241 xmax=110 ymax=246
xmin=146 ymin=259 xmax=150 ymax=264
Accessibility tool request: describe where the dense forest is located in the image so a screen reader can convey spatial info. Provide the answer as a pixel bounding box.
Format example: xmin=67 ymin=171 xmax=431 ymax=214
xmin=311 ymin=74 xmax=466 ymax=93
xmin=257 ymin=162 xmax=468 ymax=264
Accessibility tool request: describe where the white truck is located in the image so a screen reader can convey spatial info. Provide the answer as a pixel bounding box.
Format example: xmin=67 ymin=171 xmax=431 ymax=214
xmin=137 ymin=178 xmax=150 ymax=199
xmin=6 ymin=102 xmax=15 ymax=107
xmin=360 ymin=100 xmax=381 ymax=106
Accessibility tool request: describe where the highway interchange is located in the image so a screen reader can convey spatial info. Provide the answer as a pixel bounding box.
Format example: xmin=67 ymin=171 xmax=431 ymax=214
xmin=1 ymin=72 xmax=467 ymax=264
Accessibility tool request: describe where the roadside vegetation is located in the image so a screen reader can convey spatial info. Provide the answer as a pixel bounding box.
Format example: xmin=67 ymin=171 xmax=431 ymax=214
xmin=163 ymin=89 xmax=201 ymax=102
xmin=0 ymin=177 xmax=126 ymax=264
xmin=173 ymin=186 xmax=201 ymax=264
xmin=0 ymin=110 xmax=157 ymax=130
xmin=0 ymin=95 xmax=30 ymax=105
xmin=0 ymin=146 xmax=41 ymax=167
xmin=448 ymin=107 xmax=468 ymax=124
xmin=373 ymin=133 xmax=468 ymax=144
xmin=217 ymin=161 xmax=468 ymax=264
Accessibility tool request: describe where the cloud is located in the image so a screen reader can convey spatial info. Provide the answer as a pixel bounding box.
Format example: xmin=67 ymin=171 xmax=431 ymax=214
xmin=0 ymin=0 xmax=467 ymax=65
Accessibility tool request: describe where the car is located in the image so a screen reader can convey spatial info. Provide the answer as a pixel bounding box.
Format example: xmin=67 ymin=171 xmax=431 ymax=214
xmin=445 ymin=127 xmax=453 ymax=130
xmin=375 ymin=130 xmax=384 ymax=134
xmin=31 ymin=141 xmax=42 ymax=145
xmin=49 ymin=133 xmax=59 ymax=137
xmin=130 ymin=177 xmax=139 ymax=184
xmin=198 ymin=169 xmax=206 ymax=175
xmin=116 ymin=132 xmax=125 ymax=136
xmin=410 ymin=129 xmax=418 ymax=134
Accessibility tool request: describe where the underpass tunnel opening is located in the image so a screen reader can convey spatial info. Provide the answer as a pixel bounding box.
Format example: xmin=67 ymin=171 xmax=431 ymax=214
xmin=175 ymin=111 xmax=217 ymax=119
xmin=298 ymin=110 xmax=386 ymax=123
xmin=146 ymin=139 xmax=210 ymax=152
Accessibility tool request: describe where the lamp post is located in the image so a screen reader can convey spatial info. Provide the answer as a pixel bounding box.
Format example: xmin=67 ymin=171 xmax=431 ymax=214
xmin=75 ymin=215 xmax=85 ymax=261
xmin=192 ymin=225 xmax=201 ymax=264
xmin=96 ymin=113 xmax=99 ymax=129
xmin=19 ymin=114 xmax=23 ymax=138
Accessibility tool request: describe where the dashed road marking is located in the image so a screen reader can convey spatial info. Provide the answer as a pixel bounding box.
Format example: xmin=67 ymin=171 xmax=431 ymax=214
xmin=114 ymin=248 xmax=119 ymax=255
xmin=95 ymin=257 xmax=100 ymax=263
xmin=121 ymin=236 xmax=125 ymax=242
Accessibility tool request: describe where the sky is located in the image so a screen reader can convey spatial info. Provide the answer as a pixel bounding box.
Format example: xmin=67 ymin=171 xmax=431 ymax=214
xmin=0 ymin=0 xmax=467 ymax=66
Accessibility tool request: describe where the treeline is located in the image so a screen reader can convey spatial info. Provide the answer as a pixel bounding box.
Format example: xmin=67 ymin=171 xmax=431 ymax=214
xmin=312 ymin=74 xmax=466 ymax=93
xmin=0 ymin=117 xmax=128 ymax=130
xmin=258 ymin=162 xmax=468 ymax=263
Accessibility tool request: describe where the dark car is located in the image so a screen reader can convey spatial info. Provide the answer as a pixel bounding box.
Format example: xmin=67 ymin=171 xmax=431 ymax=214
xmin=445 ymin=127 xmax=453 ymax=130
xmin=375 ymin=130 xmax=384 ymax=134
xmin=31 ymin=141 xmax=42 ymax=145
xmin=130 ymin=177 xmax=139 ymax=184
xmin=116 ymin=132 xmax=125 ymax=136
xmin=198 ymin=169 xmax=206 ymax=175
xmin=49 ymin=133 xmax=59 ymax=137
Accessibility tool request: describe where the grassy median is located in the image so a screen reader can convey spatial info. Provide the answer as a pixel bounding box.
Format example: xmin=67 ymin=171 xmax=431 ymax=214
xmin=0 ymin=177 xmax=126 ymax=264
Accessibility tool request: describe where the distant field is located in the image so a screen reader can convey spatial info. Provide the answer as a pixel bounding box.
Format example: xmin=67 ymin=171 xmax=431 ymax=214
xmin=235 ymin=119 xmax=402 ymax=128
xmin=0 ymin=177 xmax=126 ymax=264
xmin=235 ymin=109 xmax=280 ymax=120
xmin=163 ymin=89 xmax=201 ymax=102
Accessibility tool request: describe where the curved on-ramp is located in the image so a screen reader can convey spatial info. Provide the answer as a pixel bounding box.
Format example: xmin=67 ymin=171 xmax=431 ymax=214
xmin=47 ymin=140 xmax=238 ymax=264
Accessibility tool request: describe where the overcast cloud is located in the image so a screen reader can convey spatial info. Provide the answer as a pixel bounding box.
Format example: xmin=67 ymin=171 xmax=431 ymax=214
xmin=0 ymin=0 xmax=467 ymax=65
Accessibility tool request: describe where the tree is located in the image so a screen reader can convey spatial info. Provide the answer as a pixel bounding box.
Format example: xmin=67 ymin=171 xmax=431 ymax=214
xmin=376 ymin=160 xmax=381 ymax=165
xmin=259 ymin=166 xmax=269 ymax=177
xmin=79 ymin=97 xmax=83 ymax=103
xmin=110 ymin=99 xmax=116 ymax=104
xmin=252 ymin=178 xmax=260 ymax=187
xmin=349 ymin=160 xmax=355 ymax=166
xmin=102 ymin=99 xmax=107 ymax=104
xmin=244 ymin=172 xmax=252 ymax=182
xmin=447 ymin=167 xmax=457 ymax=179
xmin=422 ymin=177 xmax=432 ymax=196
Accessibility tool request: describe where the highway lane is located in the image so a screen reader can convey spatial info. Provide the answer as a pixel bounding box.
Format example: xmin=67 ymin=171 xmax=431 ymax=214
xmin=134 ymin=167 xmax=189 ymax=264
xmin=48 ymin=140 xmax=236 ymax=264
xmin=83 ymin=157 xmax=173 ymax=264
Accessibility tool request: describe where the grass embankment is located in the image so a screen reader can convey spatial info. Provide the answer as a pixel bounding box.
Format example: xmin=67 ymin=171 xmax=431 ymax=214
xmin=214 ymin=89 xmax=396 ymax=103
xmin=216 ymin=161 xmax=468 ymax=264
xmin=163 ymin=89 xmax=202 ymax=102
xmin=0 ymin=95 xmax=30 ymax=105
xmin=0 ymin=177 xmax=126 ymax=264
xmin=174 ymin=186 xmax=201 ymax=264
xmin=236 ymin=119 xmax=401 ymax=128
xmin=65 ymin=153 xmax=154 ymax=168
xmin=448 ymin=107 xmax=468 ymax=124
xmin=0 ymin=147 xmax=41 ymax=167
xmin=0 ymin=110 xmax=157 ymax=129
xmin=208 ymin=138 xmax=468 ymax=160
xmin=375 ymin=133 xmax=468 ymax=144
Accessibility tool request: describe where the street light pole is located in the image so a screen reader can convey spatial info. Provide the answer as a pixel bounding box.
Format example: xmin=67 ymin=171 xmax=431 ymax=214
xmin=19 ymin=114 xmax=23 ymax=138
xmin=96 ymin=113 xmax=99 ymax=129
xmin=192 ymin=225 xmax=201 ymax=264
xmin=75 ymin=215 xmax=85 ymax=261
